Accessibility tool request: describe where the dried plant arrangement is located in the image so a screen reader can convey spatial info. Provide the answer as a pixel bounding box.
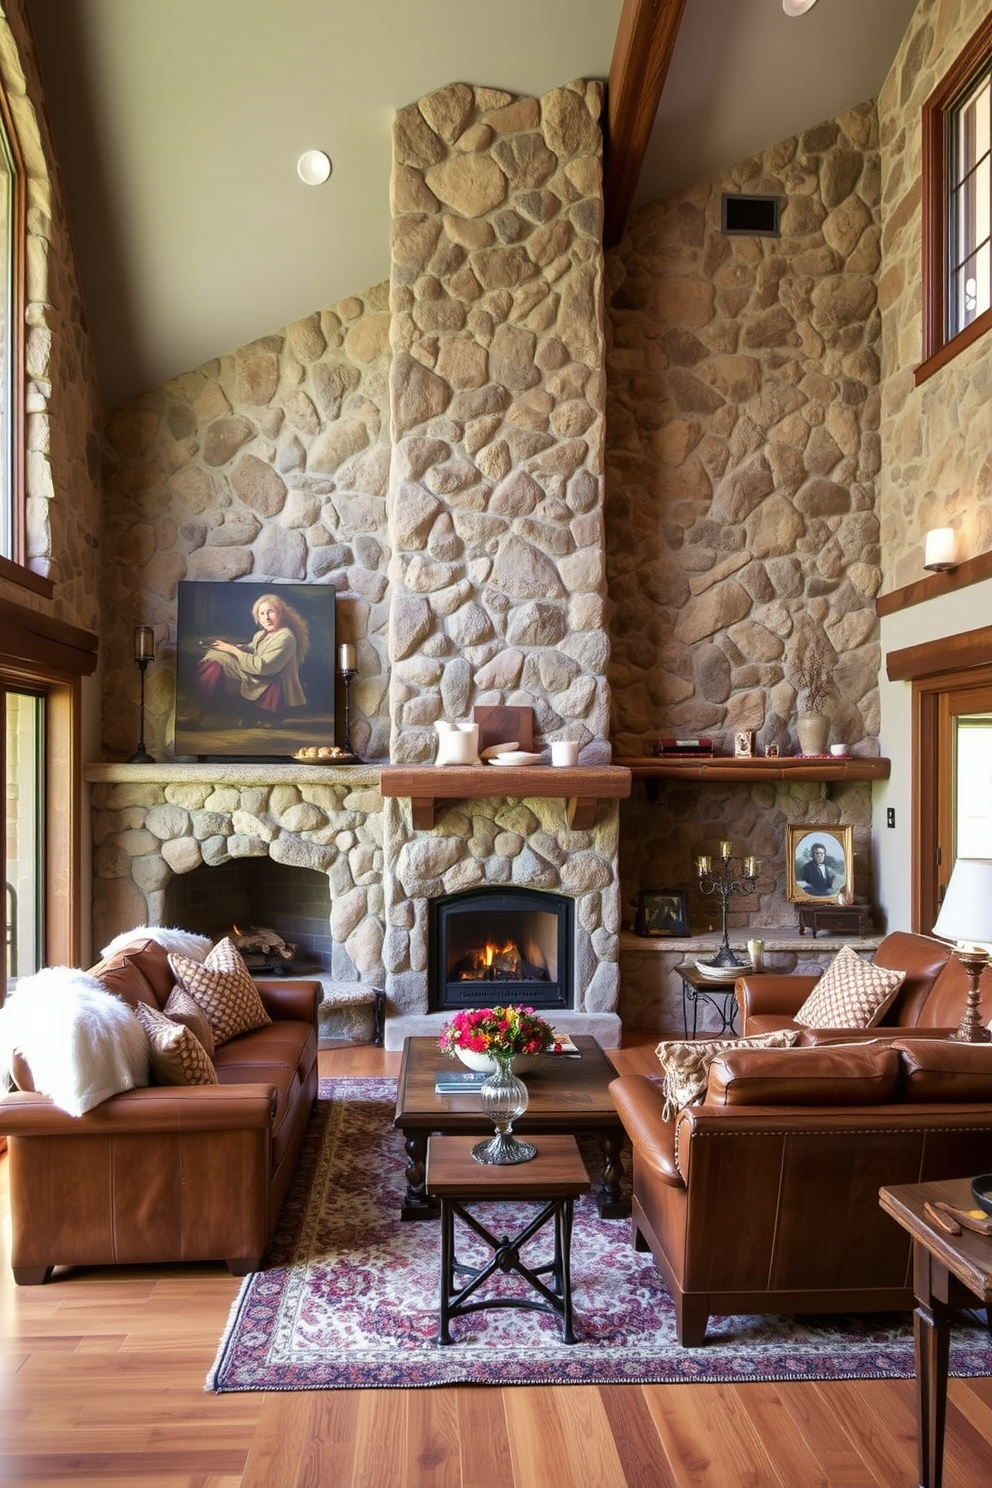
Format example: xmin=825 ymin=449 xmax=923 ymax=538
xmin=794 ymin=638 xmax=831 ymax=714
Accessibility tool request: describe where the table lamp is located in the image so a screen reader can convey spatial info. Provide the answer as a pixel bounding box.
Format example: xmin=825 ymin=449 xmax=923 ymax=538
xmin=932 ymin=857 xmax=992 ymax=1042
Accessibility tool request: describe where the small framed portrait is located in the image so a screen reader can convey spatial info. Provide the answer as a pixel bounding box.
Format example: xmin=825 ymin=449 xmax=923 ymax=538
xmin=787 ymin=825 xmax=854 ymax=904
xmin=765 ymin=743 xmax=780 ymax=758
xmin=635 ymin=889 xmax=689 ymax=938
xmin=734 ymin=729 xmax=755 ymax=758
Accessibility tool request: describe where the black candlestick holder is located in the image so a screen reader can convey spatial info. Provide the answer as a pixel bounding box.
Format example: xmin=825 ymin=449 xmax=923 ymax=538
xmin=340 ymin=665 xmax=361 ymax=760
xmin=129 ymin=655 xmax=154 ymax=763
xmin=696 ymin=849 xmax=758 ymax=968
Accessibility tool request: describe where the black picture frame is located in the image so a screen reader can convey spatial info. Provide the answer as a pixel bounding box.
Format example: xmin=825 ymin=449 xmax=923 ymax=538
xmin=174 ymin=581 xmax=336 ymax=759
xmin=635 ymin=889 xmax=689 ymax=938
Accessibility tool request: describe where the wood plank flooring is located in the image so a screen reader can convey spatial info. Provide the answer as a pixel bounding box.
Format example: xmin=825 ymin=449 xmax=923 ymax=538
xmin=2 ymin=1035 xmax=990 ymax=1486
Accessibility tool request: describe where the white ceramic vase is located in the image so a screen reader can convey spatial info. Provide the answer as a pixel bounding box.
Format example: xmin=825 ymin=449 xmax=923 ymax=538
xmin=455 ymin=1046 xmax=524 ymax=1075
xmin=434 ymin=720 xmax=480 ymax=766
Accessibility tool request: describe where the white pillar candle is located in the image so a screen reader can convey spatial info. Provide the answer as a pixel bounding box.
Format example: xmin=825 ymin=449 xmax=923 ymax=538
xmin=338 ymin=643 xmax=356 ymax=672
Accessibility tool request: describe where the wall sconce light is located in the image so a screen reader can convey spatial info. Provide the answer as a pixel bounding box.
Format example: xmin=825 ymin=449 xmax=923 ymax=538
xmin=923 ymin=527 xmax=958 ymax=572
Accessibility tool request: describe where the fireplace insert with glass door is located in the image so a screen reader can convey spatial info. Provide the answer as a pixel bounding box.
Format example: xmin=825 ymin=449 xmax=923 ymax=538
xmin=428 ymin=887 xmax=573 ymax=1013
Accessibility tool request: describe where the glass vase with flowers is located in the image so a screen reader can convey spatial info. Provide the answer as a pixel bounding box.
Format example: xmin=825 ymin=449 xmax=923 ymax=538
xmin=438 ymin=1005 xmax=560 ymax=1164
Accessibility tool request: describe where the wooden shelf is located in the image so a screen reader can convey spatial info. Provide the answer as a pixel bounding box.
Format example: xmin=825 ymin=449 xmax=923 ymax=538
xmin=379 ymin=764 xmax=631 ymax=830
xmin=620 ymin=755 xmax=890 ymax=785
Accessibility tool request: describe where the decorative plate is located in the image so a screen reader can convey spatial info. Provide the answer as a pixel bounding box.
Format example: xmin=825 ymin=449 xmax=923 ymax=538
xmin=487 ymin=751 xmax=544 ymax=767
xmin=293 ymin=749 xmax=356 ymax=764
xmin=694 ymin=958 xmax=752 ymax=979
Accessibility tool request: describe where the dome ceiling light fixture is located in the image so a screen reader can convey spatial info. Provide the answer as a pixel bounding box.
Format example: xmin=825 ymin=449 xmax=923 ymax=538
xmin=783 ymin=0 xmax=820 ymax=15
xmin=296 ymin=149 xmax=332 ymax=186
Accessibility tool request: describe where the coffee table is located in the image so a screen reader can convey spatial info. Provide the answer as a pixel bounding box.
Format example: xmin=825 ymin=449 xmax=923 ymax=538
xmin=393 ymin=1035 xmax=628 ymax=1221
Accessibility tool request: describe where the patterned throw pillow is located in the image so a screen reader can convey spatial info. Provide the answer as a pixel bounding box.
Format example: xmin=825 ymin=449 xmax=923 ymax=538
xmin=134 ymin=1001 xmax=217 ymax=1086
xmin=654 ymin=1030 xmax=798 ymax=1119
xmin=168 ymin=936 xmax=271 ymax=1049
xmin=163 ymin=986 xmax=216 ymax=1058
xmin=794 ymin=944 xmax=905 ymax=1029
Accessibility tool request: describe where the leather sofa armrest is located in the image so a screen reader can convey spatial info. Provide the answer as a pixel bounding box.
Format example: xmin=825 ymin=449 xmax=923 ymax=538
xmin=0 ymin=1083 xmax=277 ymax=1137
xmin=609 ymin=1075 xmax=683 ymax=1186
xmin=737 ymin=974 xmax=819 ymax=1030
xmin=254 ymin=978 xmax=320 ymax=1025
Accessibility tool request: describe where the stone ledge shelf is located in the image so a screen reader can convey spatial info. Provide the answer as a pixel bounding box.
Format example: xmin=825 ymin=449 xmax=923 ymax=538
xmin=84 ymin=762 xmax=384 ymax=786
xmin=379 ymin=764 xmax=632 ymax=830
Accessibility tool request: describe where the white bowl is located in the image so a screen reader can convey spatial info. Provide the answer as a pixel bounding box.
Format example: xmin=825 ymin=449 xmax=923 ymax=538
xmin=695 ymin=958 xmax=752 ymax=979
xmin=487 ymin=751 xmax=544 ymax=767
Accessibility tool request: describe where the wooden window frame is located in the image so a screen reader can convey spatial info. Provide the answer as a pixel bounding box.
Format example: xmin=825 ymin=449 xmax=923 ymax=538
xmin=0 ymin=78 xmax=27 ymax=575
xmin=0 ymin=600 xmax=97 ymax=985
xmin=917 ymin=12 xmax=992 ymax=386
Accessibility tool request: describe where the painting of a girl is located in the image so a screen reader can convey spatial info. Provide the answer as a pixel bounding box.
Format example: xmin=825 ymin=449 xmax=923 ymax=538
xmin=175 ymin=582 xmax=335 ymax=758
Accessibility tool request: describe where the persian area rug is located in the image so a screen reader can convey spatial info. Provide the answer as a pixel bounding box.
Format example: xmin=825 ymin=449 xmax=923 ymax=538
xmin=208 ymin=1078 xmax=992 ymax=1391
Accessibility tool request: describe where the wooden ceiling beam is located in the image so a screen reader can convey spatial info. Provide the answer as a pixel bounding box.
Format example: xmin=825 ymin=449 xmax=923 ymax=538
xmin=603 ymin=0 xmax=687 ymax=249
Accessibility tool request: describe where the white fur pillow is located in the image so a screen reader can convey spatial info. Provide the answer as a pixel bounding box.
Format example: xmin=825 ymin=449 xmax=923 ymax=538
xmin=100 ymin=925 xmax=212 ymax=962
xmin=0 ymin=967 xmax=150 ymax=1116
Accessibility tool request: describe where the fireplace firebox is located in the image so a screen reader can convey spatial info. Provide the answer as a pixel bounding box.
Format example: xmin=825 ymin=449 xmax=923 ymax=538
xmin=429 ymin=887 xmax=573 ymax=1013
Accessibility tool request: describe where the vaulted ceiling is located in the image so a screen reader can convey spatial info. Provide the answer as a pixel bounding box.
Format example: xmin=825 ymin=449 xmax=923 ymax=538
xmin=24 ymin=0 xmax=919 ymax=409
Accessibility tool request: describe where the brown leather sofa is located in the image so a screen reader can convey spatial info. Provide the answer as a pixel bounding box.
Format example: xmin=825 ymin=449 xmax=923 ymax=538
xmin=0 ymin=935 xmax=319 ymax=1283
xmin=610 ymin=1036 xmax=992 ymax=1345
xmin=737 ymin=930 xmax=991 ymax=1037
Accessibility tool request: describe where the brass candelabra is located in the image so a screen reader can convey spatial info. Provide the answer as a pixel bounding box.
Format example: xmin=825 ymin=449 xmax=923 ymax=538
xmin=696 ymin=841 xmax=759 ymax=969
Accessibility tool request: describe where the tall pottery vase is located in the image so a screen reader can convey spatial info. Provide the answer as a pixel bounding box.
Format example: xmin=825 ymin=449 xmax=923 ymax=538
xmin=796 ymin=713 xmax=830 ymax=756
xmin=473 ymin=1054 xmax=536 ymax=1164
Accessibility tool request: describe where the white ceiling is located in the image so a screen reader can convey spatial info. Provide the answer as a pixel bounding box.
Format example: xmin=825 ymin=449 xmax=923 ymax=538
xmin=24 ymin=0 xmax=920 ymax=410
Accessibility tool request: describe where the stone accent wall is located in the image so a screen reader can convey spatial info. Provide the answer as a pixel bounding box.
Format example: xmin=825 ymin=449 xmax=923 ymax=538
xmin=605 ymin=101 xmax=882 ymax=931
xmin=878 ymin=0 xmax=992 ymax=590
xmin=0 ymin=0 xmax=102 ymax=628
xmin=387 ymin=80 xmax=610 ymax=764
xmin=101 ymin=287 xmax=393 ymax=761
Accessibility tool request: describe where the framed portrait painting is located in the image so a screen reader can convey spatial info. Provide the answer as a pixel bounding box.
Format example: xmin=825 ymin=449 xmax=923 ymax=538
xmin=174 ymin=582 xmax=336 ymax=759
xmin=635 ymin=889 xmax=689 ymax=937
xmin=787 ymin=824 xmax=854 ymax=904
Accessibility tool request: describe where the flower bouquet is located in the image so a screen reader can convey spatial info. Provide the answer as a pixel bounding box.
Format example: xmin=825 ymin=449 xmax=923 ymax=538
xmin=438 ymin=1004 xmax=559 ymax=1069
xmin=438 ymin=1005 xmax=559 ymax=1165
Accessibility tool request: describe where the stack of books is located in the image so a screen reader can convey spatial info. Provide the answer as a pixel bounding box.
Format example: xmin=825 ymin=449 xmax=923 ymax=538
xmin=652 ymin=737 xmax=715 ymax=757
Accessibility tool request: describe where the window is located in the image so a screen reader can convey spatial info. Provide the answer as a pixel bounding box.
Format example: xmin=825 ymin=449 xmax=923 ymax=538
xmin=0 ymin=84 xmax=23 ymax=567
xmin=918 ymin=14 xmax=992 ymax=383
xmin=4 ymin=689 xmax=43 ymax=998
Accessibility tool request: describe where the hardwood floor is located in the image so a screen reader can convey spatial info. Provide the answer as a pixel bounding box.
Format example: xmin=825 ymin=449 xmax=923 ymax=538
xmin=2 ymin=1034 xmax=991 ymax=1486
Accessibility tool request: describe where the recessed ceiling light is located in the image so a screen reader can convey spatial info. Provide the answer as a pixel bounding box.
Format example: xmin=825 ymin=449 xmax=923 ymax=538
xmin=783 ymin=0 xmax=819 ymax=14
xmin=297 ymin=150 xmax=332 ymax=186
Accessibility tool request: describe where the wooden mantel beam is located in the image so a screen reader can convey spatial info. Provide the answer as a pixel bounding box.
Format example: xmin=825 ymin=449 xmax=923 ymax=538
xmin=603 ymin=0 xmax=688 ymax=249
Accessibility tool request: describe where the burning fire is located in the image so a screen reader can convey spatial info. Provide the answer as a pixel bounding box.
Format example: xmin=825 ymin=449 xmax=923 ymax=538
xmin=457 ymin=938 xmax=542 ymax=981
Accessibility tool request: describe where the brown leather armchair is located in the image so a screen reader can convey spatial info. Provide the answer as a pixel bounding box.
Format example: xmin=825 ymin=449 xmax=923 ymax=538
xmin=736 ymin=930 xmax=991 ymax=1037
xmin=610 ymin=1038 xmax=992 ymax=1345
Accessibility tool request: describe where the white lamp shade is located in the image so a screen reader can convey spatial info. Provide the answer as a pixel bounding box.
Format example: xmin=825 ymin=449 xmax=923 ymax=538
xmin=933 ymin=858 xmax=992 ymax=947
xmin=923 ymin=527 xmax=957 ymax=571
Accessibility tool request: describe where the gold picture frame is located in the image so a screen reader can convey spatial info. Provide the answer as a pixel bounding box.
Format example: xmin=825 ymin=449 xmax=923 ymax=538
xmin=787 ymin=825 xmax=854 ymax=904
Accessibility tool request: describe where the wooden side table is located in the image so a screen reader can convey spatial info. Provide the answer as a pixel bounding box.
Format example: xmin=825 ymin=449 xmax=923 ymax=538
xmin=879 ymin=1177 xmax=992 ymax=1488
xmin=426 ymin=1134 xmax=591 ymax=1345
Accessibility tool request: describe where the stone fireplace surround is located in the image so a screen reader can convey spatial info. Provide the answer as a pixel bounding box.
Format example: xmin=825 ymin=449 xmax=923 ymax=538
xmin=85 ymin=760 xmax=623 ymax=1050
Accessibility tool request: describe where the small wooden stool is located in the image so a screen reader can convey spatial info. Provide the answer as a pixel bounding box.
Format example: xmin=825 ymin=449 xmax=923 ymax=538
xmin=426 ymin=1134 xmax=591 ymax=1345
